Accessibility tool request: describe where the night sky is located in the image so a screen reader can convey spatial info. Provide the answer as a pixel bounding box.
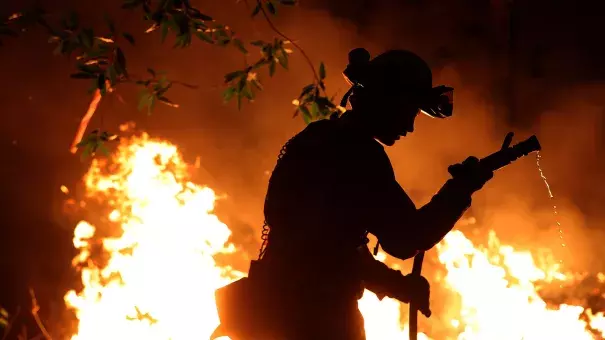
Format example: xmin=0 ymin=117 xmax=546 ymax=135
xmin=0 ymin=0 xmax=604 ymax=337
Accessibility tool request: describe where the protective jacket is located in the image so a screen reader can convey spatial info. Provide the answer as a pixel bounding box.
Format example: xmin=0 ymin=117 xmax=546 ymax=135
xmin=212 ymin=112 xmax=473 ymax=340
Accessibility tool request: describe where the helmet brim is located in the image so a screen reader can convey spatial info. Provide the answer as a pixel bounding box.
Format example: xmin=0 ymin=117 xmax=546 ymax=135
xmin=419 ymin=86 xmax=454 ymax=119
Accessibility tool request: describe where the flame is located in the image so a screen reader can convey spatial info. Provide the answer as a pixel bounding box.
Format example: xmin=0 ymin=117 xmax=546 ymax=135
xmin=65 ymin=133 xmax=605 ymax=340
xmin=64 ymin=133 xmax=240 ymax=340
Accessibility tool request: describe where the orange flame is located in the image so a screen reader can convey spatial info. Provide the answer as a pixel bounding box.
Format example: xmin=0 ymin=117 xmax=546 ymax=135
xmin=64 ymin=133 xmax=605 ymax=340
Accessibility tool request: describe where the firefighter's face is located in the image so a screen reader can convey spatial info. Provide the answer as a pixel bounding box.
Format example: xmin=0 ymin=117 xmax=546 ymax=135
xmin=366 ymin=92 xmax=420 ymax=146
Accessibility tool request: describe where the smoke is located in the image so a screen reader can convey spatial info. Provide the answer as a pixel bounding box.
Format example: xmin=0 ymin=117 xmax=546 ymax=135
xmin=1 ymin=0 xmax=604 ymax=315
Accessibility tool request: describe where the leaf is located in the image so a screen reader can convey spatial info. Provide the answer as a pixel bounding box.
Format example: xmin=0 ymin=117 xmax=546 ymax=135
xmin=107 ymin=64 xmax=118 ymax=85
xmin=80 ymin=28 xmax=94 ymax=49
xmin=148 ymin=95 xmax=156 ymax=115
xmin=70 ymin=72 xmax=97 ymax=79
xmin=97 ymin=143 xmax=110 ymax=156
xmin=96 ymin=37 xmax=115 ymax=44
xmin=319 ymin=62 xmax=326 ymax=80
xmin=0 ymin=307 xmax=8 ymax=318
xmin=195 ymin=31 xmax=213 ymax=43
xmin=233 ymin=38 xmax=247 ymax=54
xmin=160 ymin=22 xmax=169 ymax=43
xmin=241 ymin=85 xmax=254 ymax=100
xmin=122 ymin=32 xmax=135 ymax=45
xmin=310 ymin=101 xmax=320 ymax=118
xmin=300 ymin=84 xmax=315 ymax=97
xmin=77 ymin=63 xmax=102 ymax=74
xmin=188 ymin=9 xmax=213 ymax=21
xmin=137 ymin=91 xmax=151 ymax=111
xmin=115 ymin=48 xmax=128 ymax=77
xmin=0 ymin=26 xmax=18 ymax=37
xmin=251 ymin=4 xmax=261 ymax=17
xmin=298 ymin=105 xmax=311 ymax=120
xmin=147 ymin=68 xmax=156 ymax=78
xmin=224 ymin=70 xmax=245 ymax=83
xmin=302 ymin=111 xmax=311 ymax=124
xmin=250 ymin=40 xmax=265 ymax=47
xmin=250 ymin=79 xmax=263 ymax=91
xmin=65 ymin=11 xmax=79 ymax=30
xmin=266 ymin=1 xmax=277 ymax=15
xmin=269 ymin=60 xmax=276 ymax=77
xmin=158 ymin=96 xmax=179 ymax=107
xmin=104 ymin=14 xmax=116 ymax=35
xmin=222 ymin=87 xmax=236 ymax=102
xmin=97 ymin=73 xmax=107 ymax=95
xmin=122 ymin=0 xmax=141 ymax=9
xmin=277 ymin=53 xmax=288 ymax=69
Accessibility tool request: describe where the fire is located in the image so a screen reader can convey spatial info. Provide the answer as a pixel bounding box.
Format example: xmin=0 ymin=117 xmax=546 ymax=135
xmin=64 ymin=133 xmax=240 ymax=340
xmin=64 ymin=133 xmax=605 ymax=340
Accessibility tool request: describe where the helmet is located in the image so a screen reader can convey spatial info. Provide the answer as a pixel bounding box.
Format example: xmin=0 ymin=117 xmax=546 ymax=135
xmin=341 ymin=48 xmax=454 ymax=119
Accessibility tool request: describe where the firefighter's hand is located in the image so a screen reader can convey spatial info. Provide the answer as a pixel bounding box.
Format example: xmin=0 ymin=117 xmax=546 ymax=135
xmin=447 ymin=156 xmax=493 ymax=193
xmin=402 ymin=274 xmax=431 ymax=318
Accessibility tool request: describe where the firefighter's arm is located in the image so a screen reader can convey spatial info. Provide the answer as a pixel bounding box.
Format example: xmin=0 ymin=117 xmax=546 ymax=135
xmin=358 ymin=246 xmax=429 ymax=307
xmin=366 ymin=179 xmax=472 ymax=260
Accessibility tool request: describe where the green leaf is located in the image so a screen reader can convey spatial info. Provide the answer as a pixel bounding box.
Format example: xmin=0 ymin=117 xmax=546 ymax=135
xmin=250 ymin=79 xmax=263 ymax=91
xmin=188 ymin=9 xmax=213 ymax=21
xmin=224 ymin=70 xmax=245 ymax=83
xmin=148 ymin=95 xmax=156 ymax=114
xmin=241 ymin=85 xmax=254 ymax=100
xmin=319 ymin=62 xmax=326 ymax=80
xmin=104 ymin=14 xmax=116 ymax=35
xmin=97 ymin=73 xmax=107 ymax=95
xmin=233 ymin=38 xmax=247 ymax=54
xmin=300 ymin=84 xmax=315 ymax=97
xmin=160 ymin=21 xmax=169 ymax=43
xmin=0 ymin=26 xmax=17 ymax=37
xmin=137 ymin=91 xmax=151 ymax=111
xmin=65 ymin=11 xmax=79 ymax=30
xmin=195 ymin=31 xmax=213 ymax=43
xmin=70 ymin=72 xmax=97 ymax=79
xmin=115 ymin=48 xmax=128 ymax=77
xmin=277 ymin=53 xmax=288 ymax=69
xmin=122 ymin=0 xmax=141 ymax=9
xmin=251 ymin=4 xmax=261 ymax=17
xmin=122 ymin=32 xmax=135 ymax=45
xmin=222 ymin=87 xmax=236 ymax=102
xmin=158 ymin=96 xmax=178 ymax=107
xmin=266 ymin=1 xmax=277 ymax=15
xmin=269 ymin=60 xmax=276 ymax=77
xmin=310 ymin=101 xmax=320 ymax=118
xmin=298 ymin=105 xmax=311 ymax=120
xmin=107 ymin=64 xmax=118 ymax=85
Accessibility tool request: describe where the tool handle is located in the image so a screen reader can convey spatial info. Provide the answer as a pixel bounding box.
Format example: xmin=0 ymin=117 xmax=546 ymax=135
xmin=409 ymin=133 xmax=541 ymax=340
xmin=408 ymin=251 xmax=425 ymax=340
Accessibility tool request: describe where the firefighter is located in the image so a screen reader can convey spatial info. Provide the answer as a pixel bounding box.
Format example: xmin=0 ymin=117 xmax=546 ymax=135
xmin=212 ymin=48 xmax=494 ymax=340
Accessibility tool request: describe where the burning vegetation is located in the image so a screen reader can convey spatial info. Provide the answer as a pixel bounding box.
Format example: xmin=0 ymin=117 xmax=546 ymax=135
xmin=56 ymin=133 xmax=605 ymax=340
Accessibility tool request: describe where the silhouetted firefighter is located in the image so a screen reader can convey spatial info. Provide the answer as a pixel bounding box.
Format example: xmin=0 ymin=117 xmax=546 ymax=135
xmin=212 ymin=48 xmax=494 ymax=340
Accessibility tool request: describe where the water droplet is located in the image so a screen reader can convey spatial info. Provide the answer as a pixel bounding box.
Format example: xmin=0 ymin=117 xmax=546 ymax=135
xmin=536 ymin=152 xmax=566 ymax=270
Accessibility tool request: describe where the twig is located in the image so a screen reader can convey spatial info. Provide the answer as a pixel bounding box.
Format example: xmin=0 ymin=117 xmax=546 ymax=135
xmin=254 ymin=0 xmax=325 ymax=91
xmin=1 ymin=306 xmax=21 ymax=340
xmin=69 ymin=88 xmax=103 ymax=154
xmin=28 ymin=289 xmax=51 ymax=340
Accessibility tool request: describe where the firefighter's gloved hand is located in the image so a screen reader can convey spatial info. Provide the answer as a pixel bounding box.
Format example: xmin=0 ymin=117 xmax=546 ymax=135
xmin=402 ymin=274 xmax=431 ymax=318
xmin=448 ymin=156 xmax=493 ymax=193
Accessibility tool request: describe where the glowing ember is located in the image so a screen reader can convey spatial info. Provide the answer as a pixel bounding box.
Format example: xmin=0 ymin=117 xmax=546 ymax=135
xmin=64 ymin=133 xmax=605 ymax=340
